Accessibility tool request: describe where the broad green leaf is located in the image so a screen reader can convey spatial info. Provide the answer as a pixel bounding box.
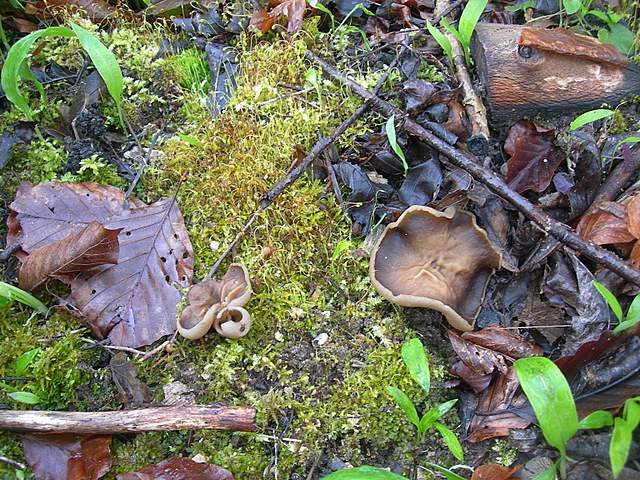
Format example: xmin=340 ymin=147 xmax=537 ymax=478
xmin=458 ymin=0 xmax=488 ymax=46
xmin=419 ymin=399 xmax=458 ymax=431
xmin=70 ymin=23 xmax=123 ymax=110
xmin=8 ymin=391 xmax=40 ymax=404
xmin=401 ymin=338 xmax=430 ymax=394
xmin=599 ymin=23 xmax=636 ymax=55
xmin=322 ymin=466 xmax=407 ymax=479
xmin=615 ymin=137 xmax=640 ymax=154
xmin=587 ymin=9 xmax=610 ymax=23
xmin=0 ymin=281 xmax=47 ymax=314
xmin=1 ymin=26 xmax=74 ymax=117
xmin=15 ymin=348 xmax=41 ymax=376
xmin=592 ymin=280 xmax=623 ymax=322
xmin=386 ymin=386 xmax=419 ymax=427
xmin=623 ymin=397 xmax=640 ymax=430
xmin=563 ymin=0 xmax=582 ymax=15
xmin=434 ymin=422 xmax=464 ymax=460
xmin=533 ymin=463 xmax=557 ymax=480
xmin=385 ymin=116 xmax=408 ymax=175
xmin=332 ymin=239 xmax=353 ymax=262
xmin=514 ymin=357 xmax=578 ymax=456
xmin=440 ymin=18 xmax=463 ymax=45
xmin=579 ymin=410 xmax=614 ymax=429
xmin=570 ymin=109 xmax=615 ymax=131
xmin=426 ymin=21 xmax=452 ymax=62
xmin=610 ymin=417 xmax=632 ymax=478
xmin=423 ymin=463 xmax=466 ymax=480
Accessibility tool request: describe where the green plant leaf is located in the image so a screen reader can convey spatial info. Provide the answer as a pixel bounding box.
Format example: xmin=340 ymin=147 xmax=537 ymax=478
xmin=599 ymin=23 xmax=636 ymax=55
xmin=458 ymin=0 xmax=488 ymax=46
xmin=312 ymin=2 xmax=335 ymax=30
xmin=70 ymin=23 xmax=123 ymax=110
xmin=386 ymin=386 xmax=419 ymax=427
xmin=426 ymin=21 xmax=452 ymax=62
xmin=8 ymin=391 xmax=40 ymax=404
xmin=385 ymin=116 xmax=408 ymax=175
xmin=533 ymin=463 xmax=557 ymax=480
xmin=570 ymin=109 xmax=615 ymax=131
xmin=15 ymin=348 xmax=41 ymax=376
xmin=401 ymin=338 xmax=430 ymax=394
xmin=1 ymin=26 xmax=74 ymax=118
xmin=434 ymin=422 xmax=464 ymax=460
xmin=177 ymin=133 xmax=204 ymax=148
xmin=579 ymin=410 xmax=614 ymax=429
xmin=0 ymin=281 xmax=47 ymax=314
xmin=610 ymin=417 xmax=632 ymax=478
xmin=614 ymin=294 xmax=640 ymax=334
xmin=331 ymin=239 xmax=352 ymax=262
xmin=563 ymin=0 xmax=582 ymax=15
xmin=623 ymin=397 xmax=640 ymax=429
xmin=587 ymin=9 xmax=610 ymax=23
xmin=420 ymin=399 xmax=458 ymax=431
xmin=592 ymin=280 xmax=623 ymax=322
xmin=514 ymin=357 xmax=578 ymax=457
xmin=322 ymin=466 xmax=408 ymax=479
xmin=423 ymin=463 xmax=466 ymax=480
xmin=615 ymin=136 xmax=640 ymax=153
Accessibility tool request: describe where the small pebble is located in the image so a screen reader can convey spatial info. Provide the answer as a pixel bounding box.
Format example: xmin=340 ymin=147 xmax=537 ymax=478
xmin=312 ymin=332 xmax=329 ymax=347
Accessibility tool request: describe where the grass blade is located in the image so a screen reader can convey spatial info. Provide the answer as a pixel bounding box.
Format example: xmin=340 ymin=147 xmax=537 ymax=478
xmin=8 ymin=391 xmax=40 ymax=404
xmin=1 ymin=26 xmax=74 ymax=118
xmin=0 ymin=281 xmax=47 ymax=313
xmin=70 ymin=22 xmax=123 ymax=110
xmin=570 ymin=109 xmax=615 ymax=131
xmin=322 ymin=466 xmax=408 ymax=479
xmin=579 ymin=410 xmax=614 ymax=429
xmin=514 ymin=357 xmax=578 ymax=457
xmin=593 ymin=280 xmax=623 ymax=322
xmin=610 ymin=417 xmax=632 ymax=477
xmin=386 ymin=386 xmax=419 ymax=427
xmin=426 ymin=21 xmax=452 ymax=62
xmin=401 ymin=338 xmax=430 ymax=394
xmin=385 ymin=116 xmax=408 ymax=175
xmin=423 ymin=463 xmax=466 ymax=480
xmin=458 ymin=0 xmax=488 ymax=46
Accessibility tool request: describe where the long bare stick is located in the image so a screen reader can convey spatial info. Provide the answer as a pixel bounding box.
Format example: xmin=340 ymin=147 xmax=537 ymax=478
xmin=306 ymin=51 xmax=640 ymax=287
xmin=0 ymin=406 xmax=256 ymax=434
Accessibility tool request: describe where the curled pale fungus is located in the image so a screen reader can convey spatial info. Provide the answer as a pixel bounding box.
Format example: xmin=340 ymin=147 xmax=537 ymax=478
xmin=177 ymin=263 xmax=252 ymax=339
xmin=369 ymin=205 xmax=501 ymax=331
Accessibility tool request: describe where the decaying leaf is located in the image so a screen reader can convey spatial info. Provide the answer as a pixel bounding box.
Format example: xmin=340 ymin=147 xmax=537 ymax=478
xmin=116 ymin=457 xmax=234 ymax=480
xmin=18 ymin=222 xmax=120 ymax=291
xmin=504 ymin=120 xmax=565 ymax=194
xmin=25 ymin=0 xmax=118 ymax=21
xmin=8 ymin=182 xmax=194 ymax=348
xmin=265 ymin=0 xmax=307 ymax=33
xmin=109 ymin=352 xmax=152 ymax=406
xmin=22 ymin=434 xmax=112 ymax=480
xmin=576 ymin=205 xmax=635 ymax=245
xmin=471 ymin=464 xmax=521 ymax=480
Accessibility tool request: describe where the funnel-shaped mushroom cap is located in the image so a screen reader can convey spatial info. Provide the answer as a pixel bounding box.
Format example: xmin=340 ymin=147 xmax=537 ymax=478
xmin=221 ymin=264 xmax=252 ymax=307
xmin=214 ymin=306 xmax=251 ymax=339
xmin=370 ymin=205 xmax=501 ymax=331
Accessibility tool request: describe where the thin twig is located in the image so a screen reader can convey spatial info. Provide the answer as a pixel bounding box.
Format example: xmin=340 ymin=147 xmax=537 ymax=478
xmin=0 ymin=456 xmax=26 ymax=470
xmin=307 ymin=51 xmax=640 ymax=287
xmin=0 ymin=376 xmax=33 ymax=382
xmin=205 ymin=62 xmax=396 ymax=278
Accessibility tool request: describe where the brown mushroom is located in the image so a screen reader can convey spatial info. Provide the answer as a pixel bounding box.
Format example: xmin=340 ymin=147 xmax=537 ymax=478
xmin=177 ymin=264 xmax=252 ymax=340
xmin=370 ymin=205 xmax=501 ymax=331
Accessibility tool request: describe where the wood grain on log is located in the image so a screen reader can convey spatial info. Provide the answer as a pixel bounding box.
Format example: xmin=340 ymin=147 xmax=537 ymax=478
xmin=472 ymin=23 xmax=640 ymax=122
xmin=0 ymin=406 xmax=256 ymax=434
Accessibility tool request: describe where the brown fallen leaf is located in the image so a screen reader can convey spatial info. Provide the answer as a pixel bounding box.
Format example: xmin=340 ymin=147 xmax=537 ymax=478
xmin=448 ymin=330 xmax=508 ymax=376
xmin=504 ymin=120 xmax=565 ymax=194
xmin=471 ymin=464 xmax=521 ymax=480
xmin=22 ymin=434 xmax=112 ymax=480
xmin=576 ymin=206 xmax=635 ymax=245
xmin=450 ymin=360 xmax=492 ymax=393
xmin=109 ymin=352 xmax=152 ymax=406
xmin=267 ymin=0 xmax=307 ymax=33
xmin=8 ymin=182 xmax=194 ymax=348
xmin=461 ymin=326 xmax=543 ymax=359
xmin=249 ymin=9 xmax=274 ymax=33
xmin=116 ymin=457 xmax=234 ymax=480
xmin=25 ymin=0 xmax=118 ymax=21
xmin=18 ymin=222 xmax=120 ymax=292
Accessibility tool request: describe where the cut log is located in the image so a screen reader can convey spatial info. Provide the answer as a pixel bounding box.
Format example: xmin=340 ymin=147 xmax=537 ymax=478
xmin=0 ymin=406 xmax=256 ymax=434
xmin=472 ymin=23 xmax=640 ymax=122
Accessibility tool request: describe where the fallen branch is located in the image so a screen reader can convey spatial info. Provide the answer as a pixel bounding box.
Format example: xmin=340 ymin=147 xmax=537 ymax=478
xmin=0 ymin=455 xmax=25 ymax=470
xmin=206 ymin=52 xmax=401 ymax=278
xmin=434 ymin=0 xmax=489 ymax=156
xmin=307 ymin=51 xmax=640 ymax=287
xmin=0 ymin=405 xmax=256 ymax=434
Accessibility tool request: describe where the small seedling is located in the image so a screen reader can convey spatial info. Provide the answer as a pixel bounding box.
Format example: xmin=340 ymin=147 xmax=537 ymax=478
xmin=323 ymin=466 xmax=407 ymax=479
xmin=387 ymin=338 xmax=464 ymax=460
xmin=385 ymin=116 xmax=408 ymax=175
xmin=0 ymin=347 xmax=42 ymax=405
xmin=569 ymin=108 xmax=615 ymax=131
xmin=593 ymin=281 xmax=640 ymax=334
xmin=0 ymin=281 xmax=47 ymax=313
xmin=515 ymin=356 xmax=637 ymax=479
xmin=426 ymin=20 xmax=453 ymax=64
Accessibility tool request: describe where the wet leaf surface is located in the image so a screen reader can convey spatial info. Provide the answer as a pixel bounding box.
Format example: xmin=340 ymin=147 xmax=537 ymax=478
xmin=18 ymin=222 xmax=120 ymax=291
xmin=471 ymin=464 xmax=521 ymax=480
xmin=116 ymin=457 xmax=234 ymax=480
xmin=8 ymin=182 xmax=194 ymax=347
xmin=504 ymin=120 xmax=565 ymax=194
xmin=22 ymin=434 xmax=112 ymax=480
xmin=398 ymin=158 xmax=442 ymax=206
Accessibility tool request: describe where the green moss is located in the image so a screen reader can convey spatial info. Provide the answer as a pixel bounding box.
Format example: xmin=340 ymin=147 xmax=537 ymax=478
xmin=609 ymin=109 xmax=629 ymax=134
xmin=417 ymin=62 xmax=446 ymax=84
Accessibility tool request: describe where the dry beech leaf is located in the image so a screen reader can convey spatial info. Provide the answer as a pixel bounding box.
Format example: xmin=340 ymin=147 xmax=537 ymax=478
xmin=448 ymin=331 xmax=508 ymax=376
xmin=117 ymin=457 xmax=234 ymax=480
xmin=267 ymin=0 xmax=306 ymax=33
xmin=18 ymin=222 xmax=121 ymax=291
xmin=8 ymin=182 xmax=194 ymax=348
xmin=471 ymin=464 xmax=521 ymax=480
xmin=577 ymin=208 xmax=635 ymax=245
xmin=504 ymin=120 xmax=565 ymax=194
xmin=461 ymin=326 xmax=543 ymax=359
xmin=249 ymin=9 xmax=274 ymax=33
xmin=25 ymin=0 xmax=118 ymax=21
xmin=626 ymin=194 xmax=640 ymax=239
xmin=22 ymin=434 xmax=112 ymax=480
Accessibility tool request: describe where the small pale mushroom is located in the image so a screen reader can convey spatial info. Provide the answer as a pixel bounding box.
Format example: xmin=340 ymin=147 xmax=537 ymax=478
xmin=177 ymin=263 xmax=252 ymax=340
xmin=369 ymin=205 xmax=501 ymax=331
